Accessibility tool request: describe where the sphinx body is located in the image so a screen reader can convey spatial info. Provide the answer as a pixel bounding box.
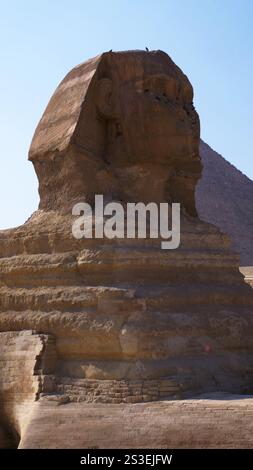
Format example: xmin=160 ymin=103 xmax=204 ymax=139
xmin=0 ymin=50 xmax=253 ymax=447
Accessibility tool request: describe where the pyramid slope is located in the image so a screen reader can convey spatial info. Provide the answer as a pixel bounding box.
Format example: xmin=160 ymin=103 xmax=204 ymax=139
xmin=197 ymin=140 xmax=253 ymax=266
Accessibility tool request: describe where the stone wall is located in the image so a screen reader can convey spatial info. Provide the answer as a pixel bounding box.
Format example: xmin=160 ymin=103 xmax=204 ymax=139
xmin=57 ymin=376 xmax=184 ymax=403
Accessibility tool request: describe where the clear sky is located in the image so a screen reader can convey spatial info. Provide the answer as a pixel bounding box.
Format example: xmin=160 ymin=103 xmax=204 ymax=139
xmin=0 ymin=0 xmax=252 ymax=229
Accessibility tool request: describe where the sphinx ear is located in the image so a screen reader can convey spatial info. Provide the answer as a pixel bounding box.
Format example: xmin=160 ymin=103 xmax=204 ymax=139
xmin=95 ymin=78 xmax=116 ymax=118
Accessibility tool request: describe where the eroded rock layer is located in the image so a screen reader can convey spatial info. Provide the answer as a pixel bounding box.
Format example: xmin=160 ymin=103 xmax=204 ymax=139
xmin=1 ymin=209 xmax=253 ymax=407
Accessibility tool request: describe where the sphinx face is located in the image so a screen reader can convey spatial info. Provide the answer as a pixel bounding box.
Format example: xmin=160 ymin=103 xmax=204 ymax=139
xmin=127 ymin=81 xmax=197 ymax=163
xmin=99 ymin=53 xmax=201 ymax=213
xmin=105 ymin=54 xmax=200 ymax=169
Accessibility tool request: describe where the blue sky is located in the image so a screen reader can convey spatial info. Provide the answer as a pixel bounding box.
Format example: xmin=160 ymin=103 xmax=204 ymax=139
xmin=0 ymin=0 xmax=252 ymax=229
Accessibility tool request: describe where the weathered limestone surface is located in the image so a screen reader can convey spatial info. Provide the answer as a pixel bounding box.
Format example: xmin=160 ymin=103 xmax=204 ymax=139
xmin=19 ymin=394 xmax=253 ymax=449
xmin=0 ymin=50 xmax=253 ymax=447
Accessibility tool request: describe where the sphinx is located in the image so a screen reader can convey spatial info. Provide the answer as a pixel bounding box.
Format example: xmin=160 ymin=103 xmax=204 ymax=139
xmin=0 ymin=50 xmax=253 ymax=447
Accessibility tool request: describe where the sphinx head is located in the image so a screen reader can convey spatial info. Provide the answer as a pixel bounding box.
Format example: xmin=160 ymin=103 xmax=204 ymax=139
xmin=29 ymin=50 xmax=201 ymax=215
